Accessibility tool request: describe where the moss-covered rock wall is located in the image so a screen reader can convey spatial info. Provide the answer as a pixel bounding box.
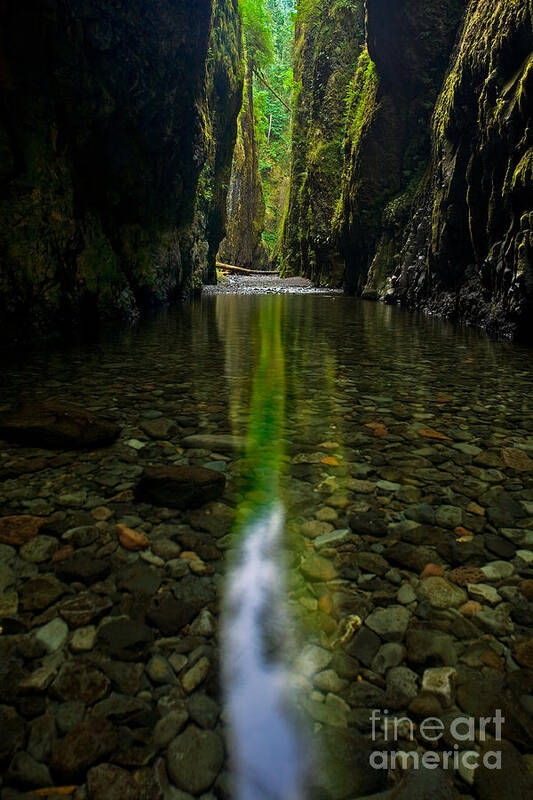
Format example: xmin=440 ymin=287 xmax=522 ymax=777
xmin=217 ymin=60 xmax=270 ymax=269
xmin=337 ymin=0 xmax=466 ymax=295
xmin=283 ymin=0 xmax=532 ymax=338
xmin=279 ymin=0 xmax=365 ymax=285
xmin=0 ymin=0 xmax=243 ymax=335
xmin=387 ymin=0 xmax=533 ymax=339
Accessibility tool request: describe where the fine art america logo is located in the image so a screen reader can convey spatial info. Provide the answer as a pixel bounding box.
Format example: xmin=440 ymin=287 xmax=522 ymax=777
xmin=369 ymin=709 xmax=505 ymax=772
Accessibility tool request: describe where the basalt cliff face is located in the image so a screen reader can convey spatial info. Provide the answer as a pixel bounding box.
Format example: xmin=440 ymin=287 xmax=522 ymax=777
xmin=283 ymin=0 xmax=533 ymax=339
xmin=280 ymin=0 xmax=365 ymax=285
xmin=0 ymin=0 xmax=243 ymax=335
xmin=217 ymin=60 xmax=270 ymax=270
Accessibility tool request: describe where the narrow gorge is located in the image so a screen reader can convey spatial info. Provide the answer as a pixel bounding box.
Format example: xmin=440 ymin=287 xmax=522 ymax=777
xmin=0 ymin=3 xmax=532 ymax=800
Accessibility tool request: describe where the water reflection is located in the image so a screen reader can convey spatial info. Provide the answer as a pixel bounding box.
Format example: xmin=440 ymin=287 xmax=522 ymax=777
xmin=220 ymin=296 xmax=310 ymax=800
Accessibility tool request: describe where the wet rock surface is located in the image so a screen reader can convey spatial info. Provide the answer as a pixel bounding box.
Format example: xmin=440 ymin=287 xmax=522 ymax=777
xmin=0 ymin=295 xmax=532 ymax=798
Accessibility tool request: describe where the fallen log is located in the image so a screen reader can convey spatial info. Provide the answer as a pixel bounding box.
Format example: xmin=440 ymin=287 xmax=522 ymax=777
xmin=216 ymin=261 xmax=279 ymax=276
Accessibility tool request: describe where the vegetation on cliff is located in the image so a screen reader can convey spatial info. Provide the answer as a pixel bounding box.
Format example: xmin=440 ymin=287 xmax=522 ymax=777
xmin=280 ymin=0 xmax=365 ymax=284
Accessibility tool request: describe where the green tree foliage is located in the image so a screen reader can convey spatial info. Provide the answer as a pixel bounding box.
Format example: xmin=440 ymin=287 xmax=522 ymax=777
xmin=239 ymin=0 xmax=274 ymax=69
xmin=236 ymin=1 xmax=295 ymax=258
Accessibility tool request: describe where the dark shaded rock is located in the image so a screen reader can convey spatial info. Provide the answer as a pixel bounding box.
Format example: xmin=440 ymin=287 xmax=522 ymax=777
xmin=100 ymin=662 xmax=145 ymax=696
xmin=456 ymin=678 xmax=533 ymax=747
xmin=51 ymin=716 xmax=118 ymax=779
xmin=27 ymin=711 xmax=56 ymax=763
xmin=0 ymin=706 xmax=26 ymax=766
xmin=475 ymin=739 xmax=533 ymax=800
xmin=20 ymin=575 xmax=65 ymax=612
xmin=188 ymin=694 xmax=220 ymax=729
xmin=0 ymin=404 xmax=120 ymax=449
xmin=7 ymin=750 xmax=52 ymax=788
xmin=88 ymin=763 xmax=140 ymax=800
xmin=391 ymin=767 xmax=455 ymax=800
xmin=175 ymin=530 xmax=222 ymax=561
xmin=97 ymin=620 xmax=153 ymax=662
xmin=345 ymin=626 xmax=381 ymax=667
xmin=92 ymin=693 xmax=151 ymax=723
xmin=349 ymin=512 xmax=388 ymax=537
xmin=386 ymin=542 xmax=434 ymax=573
xmin=135 ymin=465 xmax=225 ymax=509
xmin=116 ymin=564 xmax=163 ymax=596
xmin=167 ymin=726 xmax=224 ymax=794
xmin=146 ymin=594 xmax=194 ymax=636
xmin=53 ymin=663 xmax=110 ymax=705
xmin=54 ymin=553 xmax=111 ymax=585
xmin=59 ymin=593 xmax=113 ymax=628
xmin=406 ymin=629 xmax=458 ymax=666
xmin=310 ymin=726 xmax=388 ymax=799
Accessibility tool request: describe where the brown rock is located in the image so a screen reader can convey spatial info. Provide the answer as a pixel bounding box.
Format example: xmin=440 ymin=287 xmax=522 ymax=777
xmin=520 ymin=580 xmax=533 ymax=602
xmin=513 ymin=639 xmax=533 ymax=669
xmin=460 ymin=600 xmax=482 ymax=616
xmin=135 ymin=465 xmax=225 ymax=509
xmin=502 ymin=447 xmax=533 ymax=472
xmin=0 ymin=515 xmax=45 ymax=546
xmin=116 ymin=524 xmax=149 ymax=551
xmin=448 ymin=565 xmax=486 ymax=586
xmin=51 ymin=717 xmax=118 ymax=779
xmin=0 ymin=403 xmax=121 ymax=449
xmin=52 ymin=662 xmax=110 ymax=704
xmin=420 ymin=563 xmax=445 ymax=579
xmin=88 ymin=764 xmax=139 ymax=800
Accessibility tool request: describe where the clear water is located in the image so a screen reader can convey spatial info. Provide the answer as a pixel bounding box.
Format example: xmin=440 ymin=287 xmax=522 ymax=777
xmin=2 ymin=292 xmax=533 ymax=797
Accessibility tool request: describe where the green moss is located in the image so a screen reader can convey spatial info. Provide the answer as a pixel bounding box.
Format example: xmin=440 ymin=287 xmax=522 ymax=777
xmin=345 ymin=48 xmax=378 ymax=148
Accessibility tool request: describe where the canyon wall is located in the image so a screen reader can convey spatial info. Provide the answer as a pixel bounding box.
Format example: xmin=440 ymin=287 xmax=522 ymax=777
xmin=0 ymin=0 xmax=243 ymax=335
xmin=283 ymin=0 xmax=533 ymax=339
xmin=217 ymin=61 xmax=270 ymax=269
xmin=280 ymin=0 xmax=365 ymax=285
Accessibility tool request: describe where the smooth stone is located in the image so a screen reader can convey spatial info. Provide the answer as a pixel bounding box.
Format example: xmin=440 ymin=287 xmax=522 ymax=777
xmin=435 ymin=505 xmax=463 ymax=529
xmin=135 ymin=465 xmax=225 ymax=509
xmin=313 ymin=670 xmax=348 ymax=694
xmin=301 ymin=520 xmax=334 ymax=539
xmin=349 ymin=512 xmax=387 ymax=537
xmin=97 ymin=619 xmax=152 ymax=661
xmin=0 ymin=403 xmax=120 ymax=449
xmin=481 ymin=561 xmax=515 ymax=581
xmin=70 ymin=625 xmax=97 ymax=653
xmin=314 ymin=529 xmax=351 ymax=549
xmin=7 ymin=751 xmax=52 ymax=788
xmin=417 ymin=576 xmax=467 ymax=609
xmin=371 ymin=643 xmax=406 ymax=674
xmin=295 ymin=645 xmax=333 ymax=677
xmin=182 ymin=434 xmax=246 ymax=452
xmin=467 ymin=583 xmax=501 ymax=606
xmin=141 ymin=418 xmax=177 ymax=440
xmin=300 ymin=552 xmax=337 ymax=581
xmin=35 ymin=618 xmax=69 ymax=653
xmin=397 ymin=584 xmax=416 ymax=605
xmin=167 ymin=727 xmax=224 ymax=794
xmin=406 ymin=629 xmax=458 ymax=666
xmin=405 ymin=504 xmax=435 ymax=525
xmin=182 ymin=657 xmax=210 ymax=693
xmin=188 ymin=694 xmax=220 ymax=729
xmin=153 ymin=709 xmax=189 ymax=749
xmin=147 ymin=655 xmax=176 ymax=685
xmin=365 ymin=605 xmax=410 ymax=642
